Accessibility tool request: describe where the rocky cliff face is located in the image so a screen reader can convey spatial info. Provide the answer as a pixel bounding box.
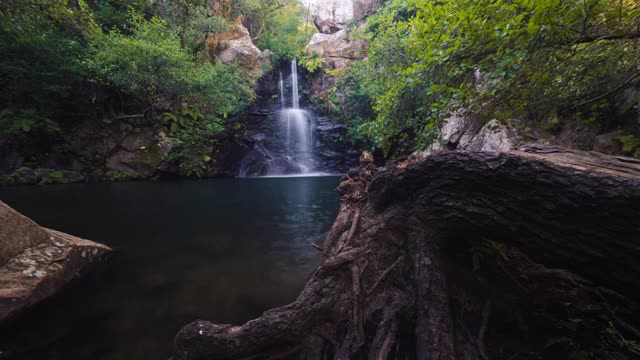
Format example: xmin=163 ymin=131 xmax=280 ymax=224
xmin=308 ymin=0 xmax=382 ymax=34
xmin=306 ymin=30 xmax=367 ymax=71
xmin=208 ymin=16 xmax=271 ymax=78
xmin=304 ymin=1 xmax=379 ymax=102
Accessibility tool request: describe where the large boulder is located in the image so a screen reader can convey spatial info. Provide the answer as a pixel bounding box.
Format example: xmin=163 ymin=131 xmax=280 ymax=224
xmin=309 ymin=0 xmax=381 ymax=34
xmin=593 ymin=130 xmax=625 ymax=154
xmin=418 ymin=115 xmax=517 ymax=155
xmin=0 ymin=202 xmax=49 ymax=266
xmin=34 ymin=169 xmax=85 ymax=184
xmin=0 ymin=201 xmax=111 ymax=323
xmin=209 ymin=17 xmax=271 ymax=77
xmin=305 ymin=29 xmax=368 ymax=97
xmin=2 ymin=167 xmax=38 ymax=186
xmin=103 ymin=127 xmax=165 ymax=178
xmin=305 ymin=30 xmax=366 ymax=70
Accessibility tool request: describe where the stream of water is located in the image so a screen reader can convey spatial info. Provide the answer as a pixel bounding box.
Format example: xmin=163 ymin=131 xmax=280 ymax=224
xmin=0 ymin=176 xmax=341 ymax=360
xmin=277 ymin=60 xmax=317 ymax=174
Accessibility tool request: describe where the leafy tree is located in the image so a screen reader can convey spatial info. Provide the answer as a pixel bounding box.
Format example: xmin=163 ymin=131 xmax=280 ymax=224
xmin=0 ymin=0 xmax=97 ymax=114
xmin=91 ymin=0 xmax=153 ymax=32
xmin=339 ymin=0 xmax=640 ymax=155
xmin=153 ymin=0 xmax=230 ymax=55
xmin=85 ymin=14 xmax=253 ymax=116
xmin=232 ymin=0 xmax=315 ymax=62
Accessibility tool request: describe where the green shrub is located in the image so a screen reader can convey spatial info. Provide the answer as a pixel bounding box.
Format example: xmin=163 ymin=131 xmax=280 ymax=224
xmin=337 ymin=0 xmax=640 ymax=156
xmin=616 ymin=134 xmax=640 ymax=158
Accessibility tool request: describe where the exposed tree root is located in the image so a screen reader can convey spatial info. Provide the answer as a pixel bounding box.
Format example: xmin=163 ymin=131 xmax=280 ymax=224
xmin=174 ymin=145 xmax=640 ymax=360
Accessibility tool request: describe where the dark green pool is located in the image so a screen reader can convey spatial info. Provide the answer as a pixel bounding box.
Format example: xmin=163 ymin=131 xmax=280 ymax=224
xmin=0 ymin=176 xmax=341 ymax=360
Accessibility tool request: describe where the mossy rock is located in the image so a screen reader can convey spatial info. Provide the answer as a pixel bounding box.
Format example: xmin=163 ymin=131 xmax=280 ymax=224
xmin=35 ymin=168 xmax=84 ymax=185
xmin=2 ymin=167 xmax=38 ymax=185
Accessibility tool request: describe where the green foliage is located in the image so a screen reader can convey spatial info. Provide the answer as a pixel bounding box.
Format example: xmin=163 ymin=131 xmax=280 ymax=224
xmin=38 ymin=170 xmax=65 ymax=185
xmin=298 ymin=52 xmax=326 ymax=73
xmin=252 ymin=2 xmax=316 ymax=63
xmin=0 ymin=109 xmax=62 ymax=138
xmin=470 ymin=239 xmax=509 ymax=272
xmin=162 ymin=107 xmax=205 ymax=134
xmin=0 ymin=0 xmax=97 ymax=116
xmin=337 ymin=0 xmax=640 ymax=156
xmin=164 ymin=107 xmax=224 ymax=177
xmin=85 ymin=14 xmax=254 ymax=115
xmin=104 ymin=170 xmax=130 ymax=182
xmin=616 ymin=134 xmax=640 ymax=158
xmin=546 ymin=306 xmax=640 ymax=359
xmin=604 ymin=322 xmax=640 ymax=356
xmin=153 ymin=0 xmax=230 ymax=55
xmin=92 ymin=0 xmax=152 ymax=32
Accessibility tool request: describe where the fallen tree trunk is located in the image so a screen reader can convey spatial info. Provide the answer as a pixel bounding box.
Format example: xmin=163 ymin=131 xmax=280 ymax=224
xmin=174 ymin=144 xmax=640 ymax=360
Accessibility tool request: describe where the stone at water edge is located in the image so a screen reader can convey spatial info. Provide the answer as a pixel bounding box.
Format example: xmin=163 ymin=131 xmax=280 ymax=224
xmin=0 ymin=200 xmax=112 ymax=324
xmin=0 ymin=201 xmax=49 ymax=265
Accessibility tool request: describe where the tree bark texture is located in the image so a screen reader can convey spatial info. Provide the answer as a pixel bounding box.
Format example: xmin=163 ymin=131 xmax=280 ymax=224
xmin=174 ymin=144 xmax=640 ymax=360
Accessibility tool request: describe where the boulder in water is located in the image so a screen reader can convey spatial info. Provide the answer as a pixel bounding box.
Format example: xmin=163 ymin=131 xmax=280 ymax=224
xmin=0 ymin=201 xmax=111 ymax=324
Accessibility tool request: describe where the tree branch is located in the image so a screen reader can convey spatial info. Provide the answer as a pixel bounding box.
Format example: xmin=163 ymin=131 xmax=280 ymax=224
xmin=574 ymin=31 xmax=640 ymax=44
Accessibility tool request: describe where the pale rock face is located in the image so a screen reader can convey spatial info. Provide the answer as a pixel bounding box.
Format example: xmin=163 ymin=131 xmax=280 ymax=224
xmin=416 ymin=115 xmax=516 ymax=158
xmin=307 ymin=0 xmax=381 ymax=34
xmin=305 ymin=30 xmax=366 ymax=70
xmin=215 ymin=17 xmax=271 ymax=77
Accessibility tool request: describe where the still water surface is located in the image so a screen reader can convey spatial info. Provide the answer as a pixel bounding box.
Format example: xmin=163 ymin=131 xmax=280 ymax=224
xmin=0 ymin=176 xmax=341 ymax=360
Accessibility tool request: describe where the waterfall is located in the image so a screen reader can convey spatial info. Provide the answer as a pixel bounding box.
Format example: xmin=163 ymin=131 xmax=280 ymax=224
xmin=291 ymin=59 xmax=299 ymax=109
xmin=278 ymin=72 xmax=285 ymax=109
xmin=275 ymin=59 xmax=315 ymax=174
xmin=239 ymin=59 xmax=334 ymax=177
xmin=282 ymin=108 xmax=314 ymax=172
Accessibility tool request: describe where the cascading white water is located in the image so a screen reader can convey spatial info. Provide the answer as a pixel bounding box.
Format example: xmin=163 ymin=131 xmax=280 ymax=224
xmin=276 ymin=59 xmax=316 ymax=174
xmin=282 ymin=108 xmax=314 ymax=172
xmin=278 ymin=72 xmax=285 ymax=109
xmin=291 ymin=59 xmax=299 ymax=109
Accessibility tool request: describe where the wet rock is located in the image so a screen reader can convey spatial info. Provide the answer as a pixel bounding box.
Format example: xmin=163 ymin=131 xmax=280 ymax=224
xmin=0 ymin=201 xmax=111 ymax=324
xmin=3 ymin=167 xmax=38 ymax=186
xmin=105 ymin=129 xmax=164 ymax=178
xmin=593 ymin=130 xmax=625 ymax=154
xmin=0 ymin=201 xmax=49 ymax=266
xmin=121 ymin=128 xmax=155 ymax=152
xmin=34 ymin=168 xmax=84 ymax=184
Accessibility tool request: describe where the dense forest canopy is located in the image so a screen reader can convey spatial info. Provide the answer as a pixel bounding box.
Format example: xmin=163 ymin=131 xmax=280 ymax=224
xmin=332 ymin=0 xmax=640 ymax=156
xmin=0 ymin=0 xmax=313 ymax=175
xmin=1 ymin=0 xmax=639 ymax=178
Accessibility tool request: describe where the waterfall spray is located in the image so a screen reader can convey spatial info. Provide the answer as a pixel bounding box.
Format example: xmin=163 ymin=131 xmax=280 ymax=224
xmin=291 ymin=59 xmax=299 ymax=109
xmin=278 ymin=72 xmax=285 ymax=109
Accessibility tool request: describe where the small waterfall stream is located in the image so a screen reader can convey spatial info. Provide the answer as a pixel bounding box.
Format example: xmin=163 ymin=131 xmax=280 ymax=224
xmin=277 ymin=59 xmax=316 ymax=174
xmin=240 ymin=59 xmax=328 ymax=177
xmin=291 ymin=59 xmax=299 ymax=109
xmin=278 ymin=72 xmax=285 ymax=109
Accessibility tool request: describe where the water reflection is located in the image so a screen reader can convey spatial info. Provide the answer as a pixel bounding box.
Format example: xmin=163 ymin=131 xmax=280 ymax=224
xmin=0 ymin=176 xmax=341 ymax=360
